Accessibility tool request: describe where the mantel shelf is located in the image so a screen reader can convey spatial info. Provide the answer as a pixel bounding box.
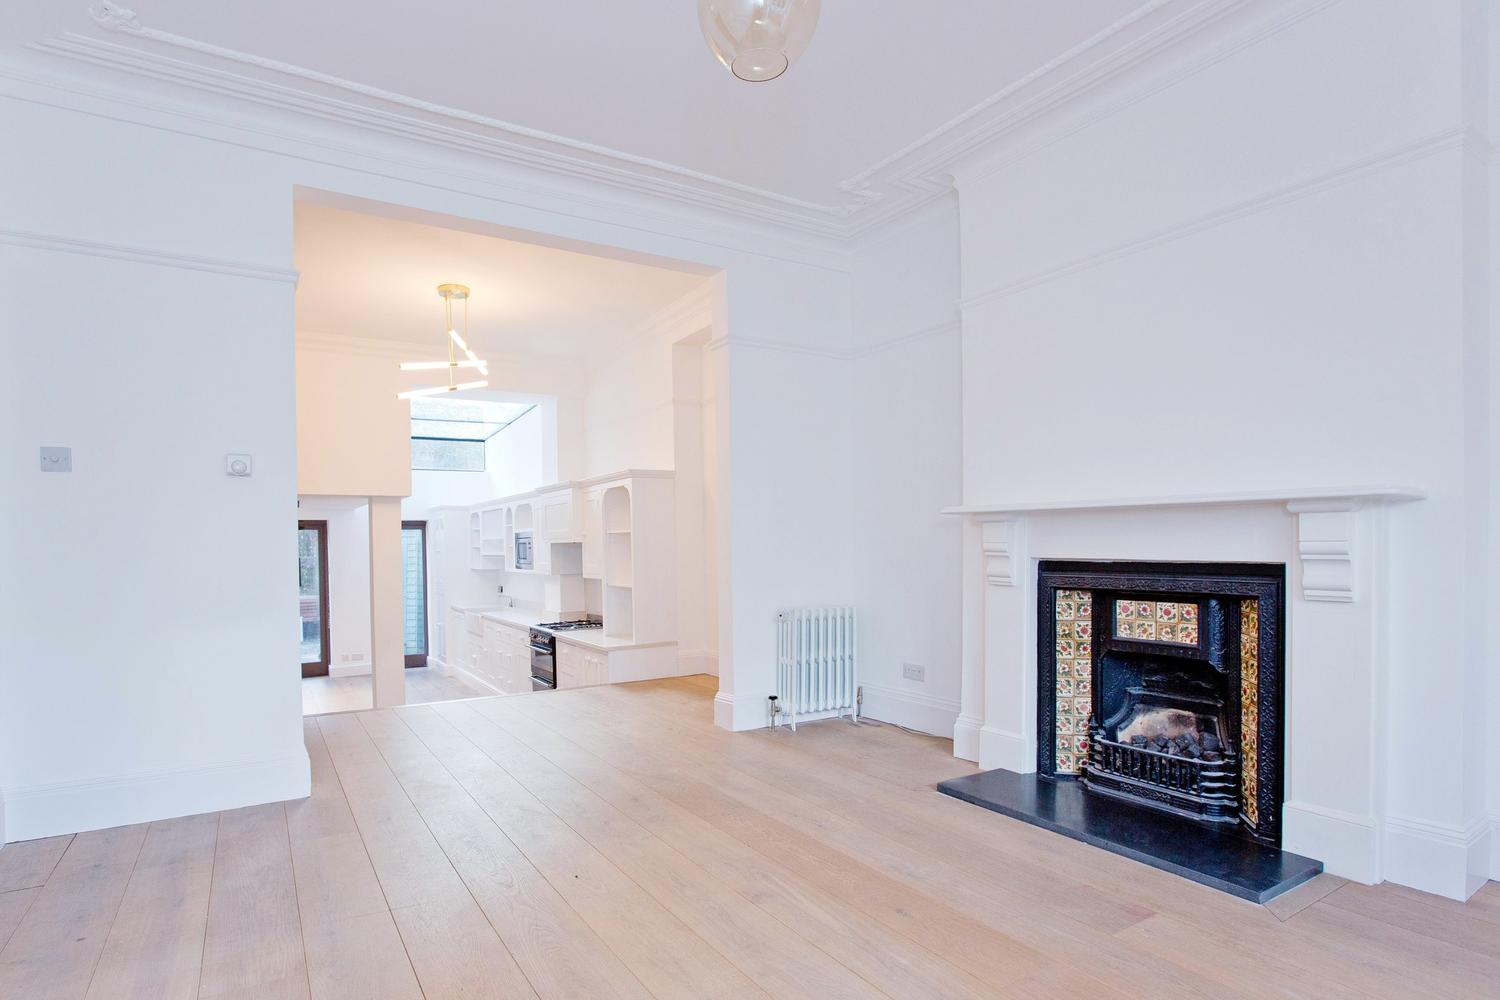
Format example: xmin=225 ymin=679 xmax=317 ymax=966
xmin=943 ymin=484 xmax=1426 ymax=516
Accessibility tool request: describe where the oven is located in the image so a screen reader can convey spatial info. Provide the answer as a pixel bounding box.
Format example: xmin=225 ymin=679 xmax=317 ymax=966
xmin=529 ymin=627 xmax=556 ymax=690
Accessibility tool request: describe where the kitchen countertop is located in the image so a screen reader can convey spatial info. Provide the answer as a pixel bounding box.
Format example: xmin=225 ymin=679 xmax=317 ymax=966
xmin=451 ymin=605 xmax=676 ymax=653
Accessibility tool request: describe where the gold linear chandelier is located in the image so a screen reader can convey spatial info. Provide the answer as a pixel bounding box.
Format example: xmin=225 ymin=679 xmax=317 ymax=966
xmin=396 ymin=283 xmax=490 ymax=400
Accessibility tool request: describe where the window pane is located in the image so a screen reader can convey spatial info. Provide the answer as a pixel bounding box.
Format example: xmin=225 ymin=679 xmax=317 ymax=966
xmin=402 ymin=527 xmax=426 ymax=657
xmin=411 ymin=438 xmax=484 ymax=471
xmin=298 ymin=528 xmax=323 ymax=664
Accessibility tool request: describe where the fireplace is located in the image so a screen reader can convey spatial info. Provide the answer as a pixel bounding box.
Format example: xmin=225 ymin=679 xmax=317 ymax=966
xmin=1038 ymin=561 xmax=1284 ymax=845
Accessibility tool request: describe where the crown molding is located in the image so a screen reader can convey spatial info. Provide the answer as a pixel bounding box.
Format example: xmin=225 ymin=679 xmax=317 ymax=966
xmin=15 ymin=1 xmax=1273 ymax=243
xmin=0 ymin=225 xmax=300 ymax=283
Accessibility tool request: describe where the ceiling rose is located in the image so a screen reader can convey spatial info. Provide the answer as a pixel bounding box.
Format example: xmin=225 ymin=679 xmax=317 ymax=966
xmin=698 ymin=0 xmax=822 ymax=82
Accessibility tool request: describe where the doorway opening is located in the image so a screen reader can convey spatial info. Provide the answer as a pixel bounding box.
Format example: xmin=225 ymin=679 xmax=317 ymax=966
xmin=293 ymin=190 xmax=724 ymax=716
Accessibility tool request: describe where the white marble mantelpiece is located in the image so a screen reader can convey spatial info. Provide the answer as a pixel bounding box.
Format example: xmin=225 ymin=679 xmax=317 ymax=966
xmin=943 ymin=484 xmax=1429 ymax=891
xmin=942 ymin=484 xmax=1425 ymax=516
xmin=945 ymin=486 xmax=1424 ymax=605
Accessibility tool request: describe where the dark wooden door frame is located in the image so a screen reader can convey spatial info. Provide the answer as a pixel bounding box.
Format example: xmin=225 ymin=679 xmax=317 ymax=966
xmin=299 ymin=519 xmax=331 ymax=679
xmin=403 ymin=520 xmax=428 ymax=668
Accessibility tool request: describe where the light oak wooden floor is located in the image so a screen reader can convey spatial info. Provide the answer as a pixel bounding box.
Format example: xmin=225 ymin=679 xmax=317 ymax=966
xmin=301 ymin=665 xmax=491 ymax=716
xmin=2 ymin=676 xmax=1496 ymax=1000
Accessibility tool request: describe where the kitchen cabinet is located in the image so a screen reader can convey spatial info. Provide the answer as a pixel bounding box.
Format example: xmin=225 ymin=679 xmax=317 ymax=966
xmin=478 ymin=618 xmax=532 ymax=694
xmin=556 ymin=641 xmax=609 ymax=689
xmin=540 ymin=488 xmax=579 ymax=543
xmin=445 ymin=608 xmax=468 ymax=666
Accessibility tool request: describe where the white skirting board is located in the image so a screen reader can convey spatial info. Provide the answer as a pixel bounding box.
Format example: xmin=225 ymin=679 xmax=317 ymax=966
xmin=676 ymin=649 xmax=719 ymax=677
xmin=1492 ymin=812 xmax=1500 ymax=882
xmin=856 ymin=683 xmax=960 ymax=738
xmin=1282 ymin=800 xmax=1379 ymax=886
xmin=1383 ymin=813 xmax=1494 ymax=901
xmin=2 ymin=750 xmax=311 ymax=844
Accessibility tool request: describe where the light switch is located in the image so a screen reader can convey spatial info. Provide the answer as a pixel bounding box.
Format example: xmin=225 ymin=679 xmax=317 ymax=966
xmin=40 ymin=447 xmax=71 ymax=472
xmin=226 ymin=454 xmax=252 ymax=477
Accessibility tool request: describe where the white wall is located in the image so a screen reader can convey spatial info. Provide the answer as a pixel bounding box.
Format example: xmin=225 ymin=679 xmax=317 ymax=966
xmin=0 ymin=37 xmax=858 ymax=837
xmin=847 ymin=197 xmax=964 ymax=734
xmin=949 ymin=0 xmax=1493 ymax=894
xmin=485 ymin=404 xmax=548 ymax=498
xmin=0 ymin=99 xmax=310 ymax=840
xmin=295 ymin=342 xmax=411 ymax=498
xmin=296 ymin=497 xmax=372 ymax=675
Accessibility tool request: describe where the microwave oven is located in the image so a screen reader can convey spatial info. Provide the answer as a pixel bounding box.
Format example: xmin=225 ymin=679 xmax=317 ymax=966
xmin=514 ymin=531 xmax=534 ymax=570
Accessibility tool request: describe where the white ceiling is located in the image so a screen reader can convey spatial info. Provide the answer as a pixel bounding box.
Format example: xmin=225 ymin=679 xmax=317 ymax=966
xmin=13 ymin=1 xmax=1148 ymax=220
xmin=294 ymin=202 xmax=707 ymax=359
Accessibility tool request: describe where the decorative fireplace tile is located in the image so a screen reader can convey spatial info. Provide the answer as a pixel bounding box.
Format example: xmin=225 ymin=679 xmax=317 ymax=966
xmin=1241 ymin=599 xmax=1261 ymax=827
xmin=1114 ymin=599 xmax=1199 ymax=645
xmin=1054 ymin=589 xmax=1093 ymax=774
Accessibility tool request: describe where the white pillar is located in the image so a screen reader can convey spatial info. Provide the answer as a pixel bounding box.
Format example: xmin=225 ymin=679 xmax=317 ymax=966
xmin=368 ymin=496 xmax=405 ymax=709
xmin=953 ymin=516 xmax=986 ymax=760
xmin=977 ymin=519 xmax=1030 ymax=771
xmin=1281 ymin=500 xmax=1382 ymax=884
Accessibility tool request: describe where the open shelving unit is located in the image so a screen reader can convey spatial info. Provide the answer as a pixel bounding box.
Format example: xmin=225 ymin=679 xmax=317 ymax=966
xmin=602 ymin=485 xmax=634 ymax=638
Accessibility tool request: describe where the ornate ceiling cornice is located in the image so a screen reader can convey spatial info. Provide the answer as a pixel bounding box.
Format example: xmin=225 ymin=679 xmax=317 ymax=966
xmin=26 ymin=1 xmax=1267 ymax=241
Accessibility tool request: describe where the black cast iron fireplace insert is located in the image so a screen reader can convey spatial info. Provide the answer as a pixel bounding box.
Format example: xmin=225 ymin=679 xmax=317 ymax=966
xmin=1038 ymin=560 xmax=1285 ymax=845
xmin=938 ymin=559 xmax=1319 ymax=900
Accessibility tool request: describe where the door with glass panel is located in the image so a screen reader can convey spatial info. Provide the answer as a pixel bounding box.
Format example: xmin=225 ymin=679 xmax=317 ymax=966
xmin=298 ymin=520 xmax=330 ymax=678
xmin=402 ymin=521 xmax=428 ymax=667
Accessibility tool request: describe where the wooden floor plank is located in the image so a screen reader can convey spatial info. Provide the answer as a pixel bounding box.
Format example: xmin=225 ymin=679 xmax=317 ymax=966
xmin=433 ymin=698 xmax=1011 ymax=1000
xmin=428 ymin=700 xmax=893 ymax=1000
xmin=197 ymin=804 xmax=310 ymax=1000
xmin=2 ymin=680 xmax=1495 ymax=1000
xmin=288 ymin=715 xmax=422 ymax=999
xmin=0 ymin=825 xmax=148 ymax=1000
xmin=0 ymin=835 xmax=74 ymax=892
xmin=386 ymin=705 xmax=769 ymax=1000
xmin=84 ymin=814 xmax=218 ymax=1000
xmin=494 ymin=685 xmax=1255 ymax=1000
xmin=472 ymin=693 xmax=1056 ymax=991
xmin=346 ymin=709 xmax=648 ymax=1000
xmin=0 ymin=888 xmax=40 ymax=953
xmin=308 ymin=711 xmax=534 ymax=1000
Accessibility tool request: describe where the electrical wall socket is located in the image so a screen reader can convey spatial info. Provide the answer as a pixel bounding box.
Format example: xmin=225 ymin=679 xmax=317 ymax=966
xmin=902 ymin=662 xmax=926 ymax=682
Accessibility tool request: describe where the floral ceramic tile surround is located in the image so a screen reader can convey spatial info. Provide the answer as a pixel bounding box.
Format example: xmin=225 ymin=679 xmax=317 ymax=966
xmin=1114 ymin=599 xmax=1200 ymax=645
xmin=1240 ymin=599 xmax=1260 ymax=827
xmin=1053 ymin=590 xmax=1093 ymax=774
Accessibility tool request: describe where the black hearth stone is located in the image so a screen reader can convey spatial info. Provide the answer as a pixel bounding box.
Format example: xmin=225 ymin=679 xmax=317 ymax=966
xmin=937 ymin=769 xmax=1321 ymax=904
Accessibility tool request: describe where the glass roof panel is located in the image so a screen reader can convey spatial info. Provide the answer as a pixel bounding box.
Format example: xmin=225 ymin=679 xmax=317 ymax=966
xmin=409 ymin=398 xmax=534 ymax=441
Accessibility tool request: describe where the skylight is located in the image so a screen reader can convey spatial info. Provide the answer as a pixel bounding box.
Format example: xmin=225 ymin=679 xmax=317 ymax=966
xmin=410 ymin=398 xmax=535 ymax=472
xmin=410 ymin=398 xmax=534 ymax=442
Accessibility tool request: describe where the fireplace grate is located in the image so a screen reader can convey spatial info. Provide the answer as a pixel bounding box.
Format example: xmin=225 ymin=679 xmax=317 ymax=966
xmin=1091 ymin=736 xmax=1236 ymax=793
xmin=1086 ymin=730 xmax=1241 ymax=824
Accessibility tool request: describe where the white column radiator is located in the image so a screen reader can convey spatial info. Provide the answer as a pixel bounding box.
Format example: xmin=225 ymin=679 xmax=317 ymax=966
xmin=775 ymin=607 xmax=858 ymax=730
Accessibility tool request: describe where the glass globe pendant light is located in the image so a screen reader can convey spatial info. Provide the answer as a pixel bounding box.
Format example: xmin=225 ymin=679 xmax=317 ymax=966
xmin=698 ymin=0 xmax=821 ymax=82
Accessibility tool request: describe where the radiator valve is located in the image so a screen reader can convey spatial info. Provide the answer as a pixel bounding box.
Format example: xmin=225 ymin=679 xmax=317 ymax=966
xmin=768 ymin=695 xmax=783 ymax=728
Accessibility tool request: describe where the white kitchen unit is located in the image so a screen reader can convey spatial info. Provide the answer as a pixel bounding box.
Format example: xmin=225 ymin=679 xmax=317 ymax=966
xmin=440 ymin=607 xmax=532 ymax=695
xmin=455 ymin=470 xmax=675 ymax=636
xmin=555 ymin=640 xmax=608 ymax=689
xmin=480 ymin=618 xmax=533 ymax=694
xmin=592 ymin=473 xmax=675 ymax=643
xmin=555 ymin=636 xmax=680 ymax=689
